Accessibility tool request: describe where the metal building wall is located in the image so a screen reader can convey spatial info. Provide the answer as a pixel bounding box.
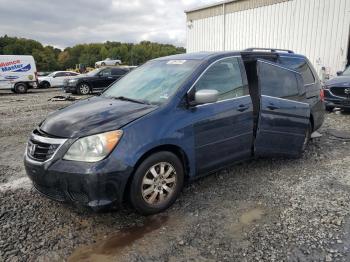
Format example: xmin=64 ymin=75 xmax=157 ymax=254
xmin=186 ymin=0 xmax=350 ymax=76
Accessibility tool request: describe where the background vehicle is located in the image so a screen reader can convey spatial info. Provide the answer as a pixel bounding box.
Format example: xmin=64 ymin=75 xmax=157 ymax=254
xmin=95 ymin=58 xmax=122 ymax=67
xmin=0 ymin=55 xmax=38 ymax=93
xmin=38 ymin=71 xmax=79 ymax=88
xmin=323 ymin=66 xmax=350 ymax=111
xmin=64 ymin=66 xmax=130 ymax=95
xmin=37 ymin=72 xmax=52 ymax=77
xmin=24 ymin=50 xmax=324 ymax=215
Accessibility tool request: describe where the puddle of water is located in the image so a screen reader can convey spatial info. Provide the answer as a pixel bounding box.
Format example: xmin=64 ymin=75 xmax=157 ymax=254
xmin=68 ymin=215 xmax=169 ymax=262
xmin=225 ymin=206 xmax=266 ymax=238
xmin=239 ymin=208 xmax=265 ymax=225
xmin=0 ymin=177 xmax=31 ymax=192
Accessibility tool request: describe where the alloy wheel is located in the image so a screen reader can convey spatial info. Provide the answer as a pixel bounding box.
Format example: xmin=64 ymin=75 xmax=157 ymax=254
xmin=141 ymin=162 xmax=177 ymax=205
xmin=79 ymin=84 xmax=90 ymax=95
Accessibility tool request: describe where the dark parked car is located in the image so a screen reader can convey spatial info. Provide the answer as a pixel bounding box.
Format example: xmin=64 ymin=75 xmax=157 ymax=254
xmin=324 ymin=66 xmax=350 ymax=111
xmin=64 ymin=67 xmax=130 ymax=95
xmin=24 ymin=50 xmax=325 ymax=215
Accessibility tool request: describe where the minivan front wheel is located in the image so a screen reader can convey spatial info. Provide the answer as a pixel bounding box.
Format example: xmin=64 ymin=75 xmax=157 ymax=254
xmin=129 ymin=152 xmax=184 ymax=215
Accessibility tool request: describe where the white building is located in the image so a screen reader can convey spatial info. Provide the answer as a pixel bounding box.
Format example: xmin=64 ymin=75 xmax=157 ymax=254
xmin=185 ymin=0 xmax=350 ymax=77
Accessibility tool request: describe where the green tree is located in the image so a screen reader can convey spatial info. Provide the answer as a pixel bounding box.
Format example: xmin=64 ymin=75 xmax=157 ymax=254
xmin=0 ymin=35 xmax=186 ymax=71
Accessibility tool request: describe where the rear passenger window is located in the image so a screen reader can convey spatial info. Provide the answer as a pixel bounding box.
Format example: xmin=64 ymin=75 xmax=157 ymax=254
xmin=259 ymin=61 xmax=299 ymax=98
xmin=111 ymin=68 xmax=127 ymax=76
xmin=194 ymin=57 xmax=245 ymax=101
xmin=278 ymin=57 xmax=315 ymax=85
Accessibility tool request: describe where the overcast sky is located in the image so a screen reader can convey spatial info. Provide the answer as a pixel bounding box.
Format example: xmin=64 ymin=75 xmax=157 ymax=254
xmin=0 ymin=0 xmax=219 ymax=49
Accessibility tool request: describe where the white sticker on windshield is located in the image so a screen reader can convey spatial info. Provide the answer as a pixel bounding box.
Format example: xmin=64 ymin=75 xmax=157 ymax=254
xmin=167 ymin=60 xmax=187 ymax=65
xmin=160 ymin=94 xmax=169 ymax=99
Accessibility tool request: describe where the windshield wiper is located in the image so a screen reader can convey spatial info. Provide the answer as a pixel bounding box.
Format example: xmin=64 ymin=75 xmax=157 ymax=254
xmin=113 ymin=96 xmax=151 ymax=105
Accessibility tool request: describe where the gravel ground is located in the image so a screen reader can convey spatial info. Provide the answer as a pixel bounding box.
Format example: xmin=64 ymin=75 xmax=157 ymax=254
xmin=0 ymin=88 xmax=350 ymax=262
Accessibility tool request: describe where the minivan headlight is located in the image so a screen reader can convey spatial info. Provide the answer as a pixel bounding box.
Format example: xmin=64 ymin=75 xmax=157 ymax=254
xmin=63 ymin=130 xmax=123 ymax=162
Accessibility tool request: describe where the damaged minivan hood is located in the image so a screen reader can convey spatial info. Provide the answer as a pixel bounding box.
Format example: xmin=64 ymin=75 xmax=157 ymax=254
xmin=40 ymin=96 xmax=157 ymax=138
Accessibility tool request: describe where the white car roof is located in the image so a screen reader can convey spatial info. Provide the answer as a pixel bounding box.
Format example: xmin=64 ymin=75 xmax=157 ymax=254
xmin=53 ymin=71 xmax=78 ymax=74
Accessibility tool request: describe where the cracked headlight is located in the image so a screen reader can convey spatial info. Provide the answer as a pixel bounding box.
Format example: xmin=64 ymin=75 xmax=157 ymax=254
xmin=63 ymin=130 xmax=123 ymax=162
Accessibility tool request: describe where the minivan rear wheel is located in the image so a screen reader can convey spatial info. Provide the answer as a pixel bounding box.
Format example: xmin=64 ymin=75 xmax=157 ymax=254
xmin=129 ymin=151 xmax=184 ymax=215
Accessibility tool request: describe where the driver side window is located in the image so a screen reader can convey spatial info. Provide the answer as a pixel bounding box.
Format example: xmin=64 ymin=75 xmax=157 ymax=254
xmin=194 ymin=57 xmax=245 ymax=101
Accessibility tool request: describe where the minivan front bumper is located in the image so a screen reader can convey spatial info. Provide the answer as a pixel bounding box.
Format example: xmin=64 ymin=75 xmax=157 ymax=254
xmin=24 ymin=152 xmax=133 ymax=211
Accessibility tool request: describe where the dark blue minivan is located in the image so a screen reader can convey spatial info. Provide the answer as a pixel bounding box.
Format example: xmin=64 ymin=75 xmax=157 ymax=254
xmin=24 ymin=49 xmax=325 ymax=215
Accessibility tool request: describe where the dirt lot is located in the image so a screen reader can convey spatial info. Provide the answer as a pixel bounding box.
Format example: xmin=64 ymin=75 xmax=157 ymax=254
xmin=0 ymin=88 xmax=350 ymax=262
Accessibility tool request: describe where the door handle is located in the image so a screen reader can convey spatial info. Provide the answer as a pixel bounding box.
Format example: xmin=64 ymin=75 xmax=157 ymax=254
xmin=267 ymin=105 xmax=280 ymax=110
xmin=237 ymin=104 xmax=249 ymax=112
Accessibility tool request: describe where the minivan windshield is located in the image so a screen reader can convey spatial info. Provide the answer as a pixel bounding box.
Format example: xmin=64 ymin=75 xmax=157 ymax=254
xmin=103 ymin=60 xmax=200 ymax=105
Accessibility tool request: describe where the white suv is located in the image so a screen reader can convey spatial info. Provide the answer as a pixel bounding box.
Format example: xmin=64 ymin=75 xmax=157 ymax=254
xmin=38 ymin=71 xmax=79 ymax=88
xmin=95 ymin=58 xmax=122 ymax=67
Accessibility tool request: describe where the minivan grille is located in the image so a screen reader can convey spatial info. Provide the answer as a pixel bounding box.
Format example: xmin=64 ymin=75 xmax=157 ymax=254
xmin=330 ymin=86 xmax=350 ymax=98
xmin=27 ymin=131 xmax=66 ymax=163
xmin=27 ymin=140 xmax=60 ymax=162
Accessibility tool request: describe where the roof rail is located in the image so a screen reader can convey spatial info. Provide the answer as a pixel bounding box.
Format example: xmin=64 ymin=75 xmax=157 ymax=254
xmin=244 ymin=48 xmax=294 ymax=54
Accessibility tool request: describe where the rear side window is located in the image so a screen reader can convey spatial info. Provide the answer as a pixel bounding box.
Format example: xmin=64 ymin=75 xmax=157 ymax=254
xmin=259 ymin=62 xmax=299 ymax=98
xmin=111 ymin=68 xmax=127 ymax=76
xmin=278 ymin=57 xmax=315 ymax=85
xmin=55 ymin=72 xmax=66 ymax=77
xmin=194 ymin=57 xmax=245 ymax=101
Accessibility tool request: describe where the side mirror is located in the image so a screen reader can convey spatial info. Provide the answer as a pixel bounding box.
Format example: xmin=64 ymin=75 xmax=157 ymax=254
xmin=193 ymin=89 xmax=219 ymax=105
xmin=52 ymin=75 xmax=56 ymax=78
xmin=336 ymin=71 xmax=343 ymax=76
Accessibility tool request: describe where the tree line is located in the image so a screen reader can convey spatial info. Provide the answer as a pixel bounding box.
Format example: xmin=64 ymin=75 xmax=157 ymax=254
xmin=0 ymin=35 xmax=186 ymax=71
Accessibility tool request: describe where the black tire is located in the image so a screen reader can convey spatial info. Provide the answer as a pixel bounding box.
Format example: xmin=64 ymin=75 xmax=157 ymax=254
xmin=129 ymin=151 xmax=184 ymax=215
xmin=101 ymin=62 xmax=106 ymax=66
xmin=41 ymin=81 xmax=50 ymax=89
xmin=302 ymin=122 xmax=312 ymax=152
xmin=14 ymin=83 xmax=28 ymax=94
xmin=326 ymin=106 xmax=334 ymax=112
xmin=77 ymin=83 xmax=91 ymax=95
xmin=115 ymin=62 xmax=120 ymax=66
